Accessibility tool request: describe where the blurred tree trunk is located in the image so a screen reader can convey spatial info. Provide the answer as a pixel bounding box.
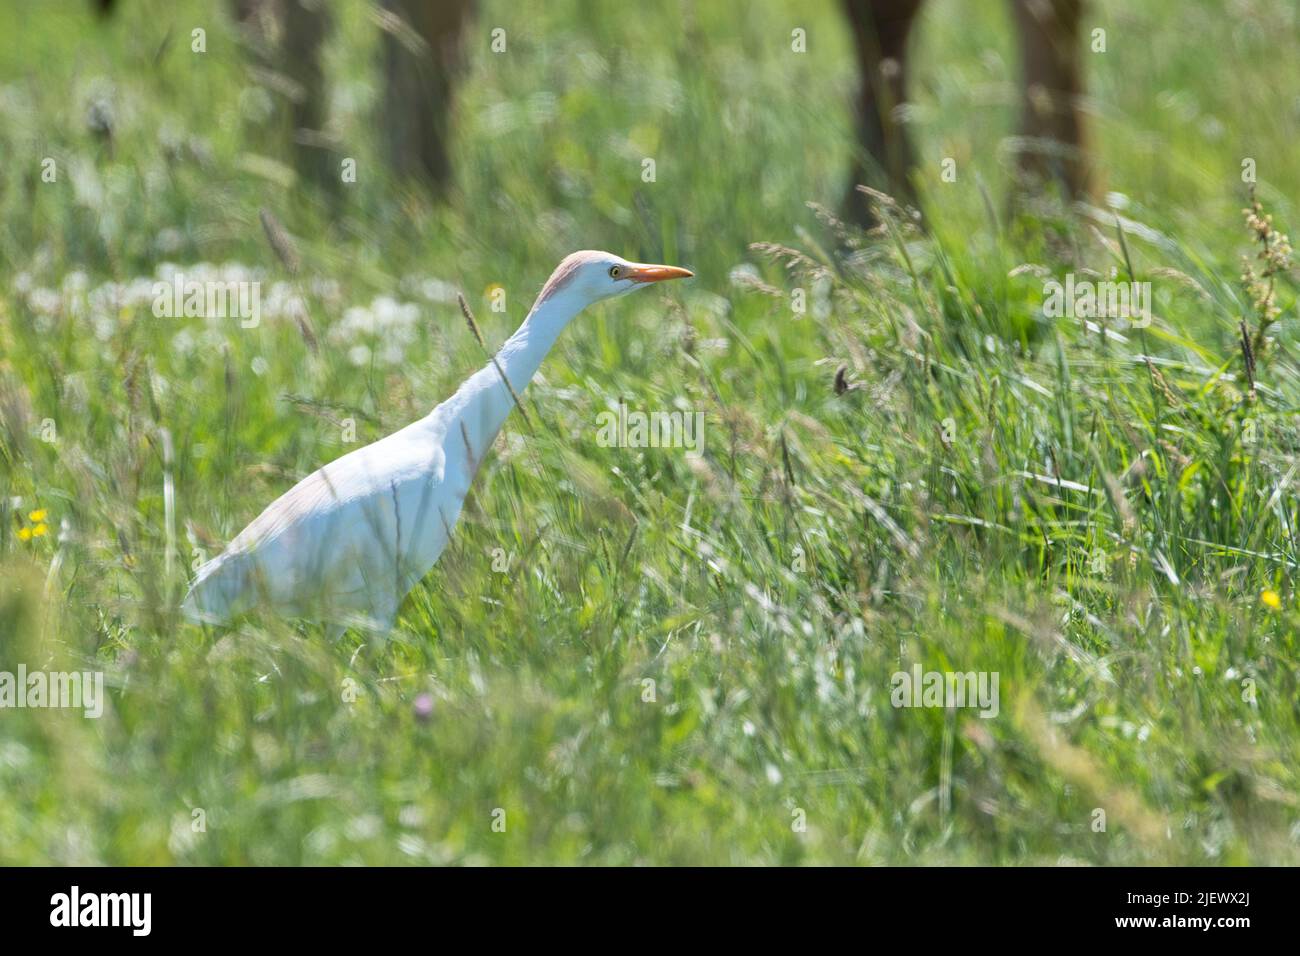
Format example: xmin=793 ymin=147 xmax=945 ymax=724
xmin=227 ymin=0 xmax=334 ymax=190
xmin=281 ymin=0 xmax=333 ymax=189
xmin=1010 ymin=0 xmax=1089 ymax=201
xmin=840 ymin=0 xmax=925 ymax=226
xmin=379 ymin=0 xmax=475 ymax=192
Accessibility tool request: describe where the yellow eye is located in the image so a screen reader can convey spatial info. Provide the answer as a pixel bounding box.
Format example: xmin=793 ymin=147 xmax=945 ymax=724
xmin=609 ymin=265 xmax=622 ymax=279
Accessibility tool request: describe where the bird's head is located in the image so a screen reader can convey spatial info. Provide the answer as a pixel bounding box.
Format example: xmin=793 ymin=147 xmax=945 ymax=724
xmin=536 ymin=250 xmax=693 ymax=311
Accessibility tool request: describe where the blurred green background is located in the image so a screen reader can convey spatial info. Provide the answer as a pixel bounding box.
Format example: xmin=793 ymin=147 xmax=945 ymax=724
xmin=0 ymin=0 xmax=1297 ymax=864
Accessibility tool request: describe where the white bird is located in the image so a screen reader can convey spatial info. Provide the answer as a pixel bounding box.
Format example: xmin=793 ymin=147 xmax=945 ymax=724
xmin=182 ymin=251 xmax=693 ymax=633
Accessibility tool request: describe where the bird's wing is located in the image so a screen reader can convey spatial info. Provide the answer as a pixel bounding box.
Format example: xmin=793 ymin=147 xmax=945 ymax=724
xmin=184 ymin=361 xmax=519 ymax=628
xmin=184 ymin=418 xmax=449 ymax=625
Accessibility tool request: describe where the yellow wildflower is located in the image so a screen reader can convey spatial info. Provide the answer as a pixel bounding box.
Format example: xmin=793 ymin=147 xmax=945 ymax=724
xmin=1261 ymin=589 xmax=1281 ymax=610
xmin=17 ymin=526 xmax=32 ymax=542
xmin=31 ymin=523 xmax=48 ymax=538
xmin=27 ymin=509 xmax=47 ymax=523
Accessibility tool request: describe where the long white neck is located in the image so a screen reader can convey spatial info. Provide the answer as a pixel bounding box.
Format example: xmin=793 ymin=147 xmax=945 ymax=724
xmin=429 ymin=288 xmax=581 ymax=468
xmin=495 ymin=288 xmax=577 ymax=396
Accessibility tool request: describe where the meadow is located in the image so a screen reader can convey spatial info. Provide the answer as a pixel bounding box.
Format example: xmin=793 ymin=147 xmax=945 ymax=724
xmin=0 ymin=0 xmax=1297 ymax=864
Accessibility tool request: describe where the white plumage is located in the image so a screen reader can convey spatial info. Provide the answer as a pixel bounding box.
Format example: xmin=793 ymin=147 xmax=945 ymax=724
xmin=182 ymin=250 xmax=692 ymax=633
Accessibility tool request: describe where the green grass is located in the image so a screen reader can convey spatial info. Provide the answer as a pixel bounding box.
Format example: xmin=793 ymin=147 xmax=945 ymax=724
xmin=1 ymin=0 xmax=1298 ymax=864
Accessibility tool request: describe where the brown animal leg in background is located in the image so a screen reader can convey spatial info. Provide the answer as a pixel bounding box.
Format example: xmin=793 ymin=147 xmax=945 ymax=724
xmin=1009 ymin=0 xmax=1088 ymax=202
xmin=380 ymin=0 xmax=475 ymax=191
xmin=841 ymin=0 xmax=925 ymax=226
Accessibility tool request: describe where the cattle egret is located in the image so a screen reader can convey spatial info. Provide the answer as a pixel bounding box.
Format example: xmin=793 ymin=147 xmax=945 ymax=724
xmin=182 ymin=250 xmax=693 ymax=633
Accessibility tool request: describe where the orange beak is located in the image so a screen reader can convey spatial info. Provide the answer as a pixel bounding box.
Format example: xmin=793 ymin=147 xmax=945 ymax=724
xmin=625 ymin=263 xmax=694 ymax=283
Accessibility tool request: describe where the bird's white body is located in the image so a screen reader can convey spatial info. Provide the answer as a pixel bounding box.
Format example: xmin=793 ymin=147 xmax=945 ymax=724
xmin=182 ymin=251 xmax=691 ymax=633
